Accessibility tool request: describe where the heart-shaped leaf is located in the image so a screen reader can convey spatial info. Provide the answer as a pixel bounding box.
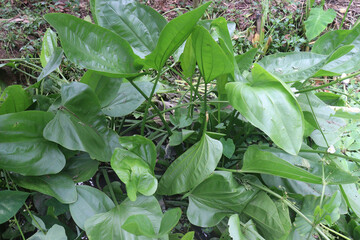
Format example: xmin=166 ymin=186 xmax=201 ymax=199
xmin=226 ymin=64 xmax=304 ymax=155
xmin=158 ymin=134 xmax=223 ymax=195
xmin=28 ymin=224 xmax=67 ymax=240
xmin=305 ymin=7 xmax=336 ymax=41
xmin=43 ymin=82 xmax=120 ymax=162
xmin=187 ymin=172 xmax=259 ymax=227
xmin=0 ymin=111 xmax=65 ymax=176
xmin=63 ymin=153 xmax=99 ymax=183
xmin=85 ymin=196 xmax=163 ymax=240
xmin=44 ymin=13 xmax=141 ymax=77
xmin=0 ymin=85 xmax=32 ymax=115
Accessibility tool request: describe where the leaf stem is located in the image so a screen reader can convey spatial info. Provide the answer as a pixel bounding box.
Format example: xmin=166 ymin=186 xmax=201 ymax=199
xmin=127 ymin=78 xmax=172 ymax=136
xmin=296 ymin=71 xmax=360 ymax=94
xmin=141 ymin=73 xmax=160 ymax=135
xmin=320 ymin=223 xmax=351 ymax=240
xmin=102 ymin=169 xmax=118 ymax=206
xmin=300 ymin=149 xmax=360 ymax=162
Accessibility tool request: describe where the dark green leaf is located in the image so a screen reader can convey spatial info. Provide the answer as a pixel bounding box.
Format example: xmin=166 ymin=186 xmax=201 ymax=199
xmin=242 ymin=146 xmax=322 ymax=184
xmin=118 ymin=135 xmax=157 ymax=171
xmin=37 ymin=47 xmax=63 ymax=82
xmin=243 ymin=192 xmax=291 ymax=240
xmin=43 ymin=82 xmax=120 ymax=162
xmin=69 ymin=185 xmax=115 ymax=230
xmin=40 ymin=28 xmax=58 ymax=68
xmin=0 ymin=111 xmax=65 ymax=176
xmin=340 ymin=184 xmax=360 ymax=218
xmin=145 ymin=2 xmax=211 ymax=70
xmin=0 ymin=190 xmax=29 ymax=224
xmin=158 ymin=134 xmax=222 ymax=195
xmin=235 ymin=48 xmax=257 ymax=73
xmin=13 ymin=173 xmax=77 ymax=204
xmin=94 ymin=0 xmax=167 ymax=58
xmin=63 ymin=153 xmax=99 ymax=183
xmin=81 ymin=72 xmax=156 ymax=117
xmin=0 ymin=85 xmax=32 ymax=115
xmin=305 ymin=8 xmax=336 ymax=40
xmin=44 ymin=13 xmax=141 ymax=77
xmin=111 ymin=148 xmax=157 ymax=201
xmin=192 ymin=25 xmax=234 ymax=83
xmin=258 ymin=52 xmax=327 ymax=82
xmin=85 ymin=196 xmax=163 ymax=240
xmin=187 ymin=172 xmax=259 ymax=227
xmin=226 ymin=64 xmax=304 ymax=155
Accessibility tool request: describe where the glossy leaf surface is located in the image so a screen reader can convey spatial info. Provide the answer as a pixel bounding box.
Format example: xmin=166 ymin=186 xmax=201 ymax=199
xmin=242 ymin=146 xmax=322 ymax=184
xmin=85 ymin=196 xmax=163 ymax=240
xmin=258 ymin=52 xmax=327 ymax=82
xmin=226 ymin=64 xmax=304 ymax=155
xmin=94 ymin=0 xmax=167 ymax=58
xmin=235 ymin=48 xmax=257 ymax=73
xmin=0 ymin=85 xmax=32 ymax=115
xmin=40 ymin=28 xmax=58 ymax=67
xmin=70 ymin=185 xmax=115 ymax=230
xmin=305 ymin=7 xmax=336 ymax=40
xmin=192 ymin=25 xmax=234 ymax=83
xmin=63 ymin=153 xmax=99 ymax=183
xmin=81 ymin=72 xmax=156 ymax=117
xmin=145 ymin=2 xmax=211 ymax=70
xmin=259 ymin=146 xmax=358 ymax=184
xmin=118 ymin=135 xmax=157 ymax=171
xmin=43 ymin=82 xmax=120 ymax=162
xmin=13 ymin=173 xmax=77 ymax=204
xmin=111 ymin=149 xmax=157 ymax=201
xmin=0 ymin=111 xmax=65 ymax=176
xmin=44 ymin=13 xmax=141 ymax=77
xmin=187 ymin=172 xmax=259 ymax=227
xmin=0 ymin=190 xmax=29 ymax=224
xmin=158 ymin=134 xmax=223 ymax=195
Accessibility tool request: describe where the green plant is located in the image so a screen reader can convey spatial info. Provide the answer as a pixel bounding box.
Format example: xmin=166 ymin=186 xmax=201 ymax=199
xmin=1 ymin=0 xmax=360 ymax=239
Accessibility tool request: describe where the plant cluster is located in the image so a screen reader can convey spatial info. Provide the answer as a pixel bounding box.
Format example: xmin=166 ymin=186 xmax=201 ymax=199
xmin=1 ymin=0 xmax=360 ymax=239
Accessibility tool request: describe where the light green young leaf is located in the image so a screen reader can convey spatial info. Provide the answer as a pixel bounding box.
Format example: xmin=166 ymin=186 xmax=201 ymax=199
xmin=180 ymin=36 xmax=196 ymax=78
xmin=180 ymin=232 xmax=195 ymax=240
xmin=187 ymin=172 xmax=259 ymax=227
xmin=94 ymin=0 xmax=167 ymax=58
xmin=0 ymin=85 xmax=32 ymax=115
xmin=85 ymin=196 xmax=163 ymax=240
xmin=44 ymin=13 xmax=141 ymax=77
xmin=226 ymin=64 xmax=304 ymax=155
xmin=305 ymin=7 xmax=336 ymax=40
xmin=43 ymin=82 xmax=120 ymax=162
xmin=118 ymin=135 xmax=157 ymax=171
xmin=111 ymin=148 xmax=157 ymax=201
xmin=158 ymin=134 xmax=223 ymax=195
xmin=145 ymin=2 xmax=211 ymax=70
xmin=0 ymin=111 xmax=65 ymax=176
xmin=258 ymin=52 xmax=328 ymax=82
xmin=13 ymin=173 xmax=77 ymax=204
xmin=169 ymin=130 xmax=195 ymax=146
xmin=0 ymin=190 xmax=29 ymax=224
xmin=40 ymin=28 xmax=58 ymax=68
xmin=192 ymin=25 xmax=234 ymax=83
xmin=37 ymin=47 xmax=63 ymax=82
